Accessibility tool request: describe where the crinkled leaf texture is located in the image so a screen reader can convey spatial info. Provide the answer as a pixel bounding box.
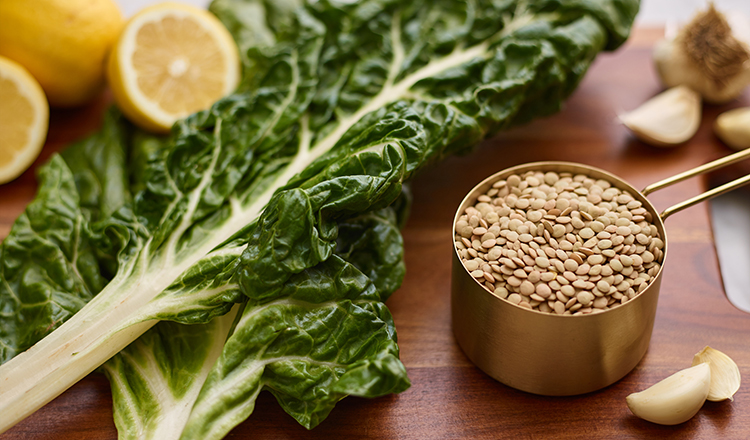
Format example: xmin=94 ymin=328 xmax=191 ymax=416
xmin=0 ymin=0 xmax=638 ymax=437
xmin=102 ymin=308 xmax=239 ymax=440
xmin=104 ymin=205 xmax=408 ymax=440
xmin=181 ymin=241 xmax=409 ymax=439
xmin=0 ymin=111 xmax=143 ymax=362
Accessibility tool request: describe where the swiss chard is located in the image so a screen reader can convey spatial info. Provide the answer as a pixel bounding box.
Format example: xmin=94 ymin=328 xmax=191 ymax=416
xmin=104 ymin=204 xmax=409 ymax=439
xmin=0 ymin=0 xmax=638 ymax=436
xmin=102 ymin=308 xmax=240 ymax=440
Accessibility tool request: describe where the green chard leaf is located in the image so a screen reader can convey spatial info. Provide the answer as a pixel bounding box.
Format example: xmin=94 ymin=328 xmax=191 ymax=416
xmin=0 ymin=155 xmax=101 ymax=362
xmin=0 ymin=0 xmax=639 ymax=436
xmin=336 ymin=203 xmax=409 ymax=299
xmin=106 ymin=201 xmax=408 ymax=440
xmin=231 ymin=0 xmax=630 ymax=300
xmin=180 ymin=254 xmax=408 ymax=439
xmin=102 ymin=307 xmax=240 ymax=440
xmin=0 ymin=110 xmax=138 ymax=363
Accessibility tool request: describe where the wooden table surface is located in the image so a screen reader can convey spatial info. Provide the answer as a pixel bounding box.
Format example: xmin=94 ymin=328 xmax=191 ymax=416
xmin=4 ymin=28 xmax=750 ymax=439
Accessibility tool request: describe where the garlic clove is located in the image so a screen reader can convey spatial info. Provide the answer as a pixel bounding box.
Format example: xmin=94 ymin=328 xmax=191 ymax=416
xmin=692 ymin=346 xmax=741 ymax=401
xmin=626 ymin=363 xmax=710 ymax=425
xmin=619 ymin=86 xmax=701 ymax=147
xmin=714 ymin=107 xmax=750 ymax=150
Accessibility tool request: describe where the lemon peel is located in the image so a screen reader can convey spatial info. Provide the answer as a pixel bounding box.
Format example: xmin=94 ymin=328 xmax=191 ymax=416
xmin=107 ymin=2 xmax=240 ymax=133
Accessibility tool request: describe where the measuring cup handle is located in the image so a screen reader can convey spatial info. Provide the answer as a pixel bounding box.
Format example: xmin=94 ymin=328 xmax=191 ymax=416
xmin=641 ymin=147 xmax=750 ymax=220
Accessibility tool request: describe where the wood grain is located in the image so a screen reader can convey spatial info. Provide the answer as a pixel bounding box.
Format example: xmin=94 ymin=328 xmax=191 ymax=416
xmin=4 ymin=27 xmax=750 ymax=439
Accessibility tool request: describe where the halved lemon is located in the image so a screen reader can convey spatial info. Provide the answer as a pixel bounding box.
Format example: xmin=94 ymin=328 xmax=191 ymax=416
xmin=0 ymin=56 xmax=49 ymax=184
xmin=107 ymin=2 xmax=240 ymax=133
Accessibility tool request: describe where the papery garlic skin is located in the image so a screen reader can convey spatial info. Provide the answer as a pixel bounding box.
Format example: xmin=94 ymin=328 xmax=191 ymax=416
xmin=653 ymin=7 xmax=750 ymax=104
xmin=714 ymin=107 xmax=750 ymax=150
xmin=692 ymin=346 xmax=741 ymax=401
xmin=654 ymin=40 xmax=750 ymax=104
xmin=619 ymin=86 xmax=701 ymax=147
xmin=626 ymin=363 xmax=710 ymax=425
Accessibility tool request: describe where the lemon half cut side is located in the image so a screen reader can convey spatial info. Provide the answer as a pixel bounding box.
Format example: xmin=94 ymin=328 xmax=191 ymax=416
xmin=108 ymin=2 xmax=241 ymax=133
xmin=0 ymin=56 xmax=49 ymax=184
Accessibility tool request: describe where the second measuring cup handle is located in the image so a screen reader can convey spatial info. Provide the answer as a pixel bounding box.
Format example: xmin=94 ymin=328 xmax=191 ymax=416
xmin=641 ymin=148 xmax=750 ymax=220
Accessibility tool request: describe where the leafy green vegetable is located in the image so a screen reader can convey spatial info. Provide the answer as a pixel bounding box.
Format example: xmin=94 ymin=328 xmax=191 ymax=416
xmin=0 ymin=0 xmax=639 ymax=436
xmin=181 ymin=253 xmax=408 ymax=439
xmin=105 ymin=205 xmax=408 ymax=440
xmin=102 ymin=307 xmax=239 ymax=440
xmin=0 ymin=111 xmax=137 ymax=362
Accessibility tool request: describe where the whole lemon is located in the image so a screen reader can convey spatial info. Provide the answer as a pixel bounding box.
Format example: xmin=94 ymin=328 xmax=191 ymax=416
xmin=0 ymin=0 xmax=123 ymax=107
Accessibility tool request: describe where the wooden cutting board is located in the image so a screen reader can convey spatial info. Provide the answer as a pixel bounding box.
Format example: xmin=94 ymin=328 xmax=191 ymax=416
xmin=3 ymin=28 xmax=750 ymax=439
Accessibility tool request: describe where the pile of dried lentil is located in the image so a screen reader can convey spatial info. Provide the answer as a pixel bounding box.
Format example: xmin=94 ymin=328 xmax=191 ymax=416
xmin=454 ymin=170 xmax=665 ymax=315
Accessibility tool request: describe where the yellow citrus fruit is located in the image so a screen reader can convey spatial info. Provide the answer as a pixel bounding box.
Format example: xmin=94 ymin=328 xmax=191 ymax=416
xmin=0 ymin=0 xmax=123 ymax=107
xmin=107 ymin=2 xmax=241 ymax=133
xmin=0 ymin=56 xmax=49 ymax=184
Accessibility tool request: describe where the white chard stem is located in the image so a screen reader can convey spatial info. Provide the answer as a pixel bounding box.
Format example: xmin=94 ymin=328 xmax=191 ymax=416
xmin=0 ymin=283 xmax=157 ymax=432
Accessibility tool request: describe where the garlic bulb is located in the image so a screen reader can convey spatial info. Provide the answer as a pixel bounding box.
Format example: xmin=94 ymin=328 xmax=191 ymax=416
xmin=619 ymin=86 xmax=701 ymax=147
xmin=692 ymin=346 xmax=741 ymax=401
xmin=626 ymin=363 xmax=711 ymax=425
xmin=715 ymin=107 xmax=750 ymax=150
xmin=653 ymin=5 xmax=750 ymax=104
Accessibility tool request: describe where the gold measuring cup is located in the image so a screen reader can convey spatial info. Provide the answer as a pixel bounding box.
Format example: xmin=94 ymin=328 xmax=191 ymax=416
xmin=451 ymin=148 xmax=750 ymax=396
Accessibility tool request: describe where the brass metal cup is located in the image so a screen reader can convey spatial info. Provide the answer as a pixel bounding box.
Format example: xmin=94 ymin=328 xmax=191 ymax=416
xmin=451 ymin=161 xmax=665 ymax=396
xmin=452 ymin=151 xmax=750 ymax=396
